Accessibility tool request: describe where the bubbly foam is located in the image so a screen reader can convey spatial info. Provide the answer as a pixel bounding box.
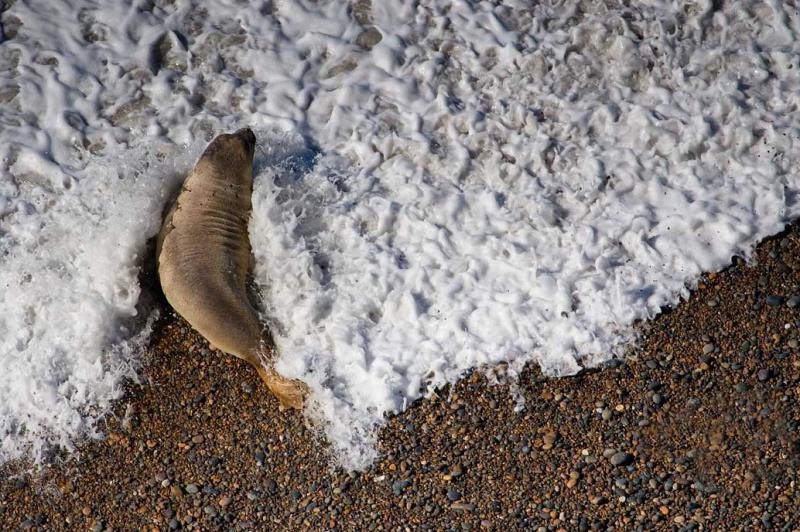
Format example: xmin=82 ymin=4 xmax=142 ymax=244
xmin=2 ymin=0 xmax=800 ymax=468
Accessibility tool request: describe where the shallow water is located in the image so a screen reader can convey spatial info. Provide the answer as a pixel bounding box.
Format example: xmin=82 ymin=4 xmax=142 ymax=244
xmin=2 ymin=0 xmax=800 ymax=468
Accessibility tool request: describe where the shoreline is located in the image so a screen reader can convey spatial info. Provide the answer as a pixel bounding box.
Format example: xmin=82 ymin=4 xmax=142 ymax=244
xmin=2 ymin=224 xmax=800 ymax=531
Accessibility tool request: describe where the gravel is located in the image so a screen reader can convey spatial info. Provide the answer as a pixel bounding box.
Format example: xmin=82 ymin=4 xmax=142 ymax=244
xmin=3 ymin=224 xmax=800 ymax=530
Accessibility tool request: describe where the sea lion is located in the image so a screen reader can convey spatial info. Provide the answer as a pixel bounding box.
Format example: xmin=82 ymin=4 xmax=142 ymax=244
xmin=156 ymin=128 xmax=307 ymax=409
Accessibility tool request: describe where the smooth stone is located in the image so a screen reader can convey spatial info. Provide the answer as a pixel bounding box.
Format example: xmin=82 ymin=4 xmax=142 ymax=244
xmin=609 ymin=452 xmax=634 ymax=466
xmin=446 ymin=489 xmax=462 ymax=501
xmin=392 ymin=479 xmax=412 ymax=495
xmin=452 ymin=502 xmax=475 ymax=512
xmin=766 ymin=295 xmax=783 ymax=306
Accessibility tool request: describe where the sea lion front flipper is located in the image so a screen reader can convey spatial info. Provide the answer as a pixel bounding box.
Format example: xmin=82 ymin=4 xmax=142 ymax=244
xmin=255 ymin=366 xmax=309 ymax=410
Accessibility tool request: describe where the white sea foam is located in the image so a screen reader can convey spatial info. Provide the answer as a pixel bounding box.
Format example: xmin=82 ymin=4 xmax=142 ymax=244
xmin=2 ymin=0 xmax=800 ymax=468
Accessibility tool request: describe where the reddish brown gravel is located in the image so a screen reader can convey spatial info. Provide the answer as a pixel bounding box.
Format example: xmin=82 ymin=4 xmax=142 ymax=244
xmin=2 ymin=225 xmax=800 ymax=531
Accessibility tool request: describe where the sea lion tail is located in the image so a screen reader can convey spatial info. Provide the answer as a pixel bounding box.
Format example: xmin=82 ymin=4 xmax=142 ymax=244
xmin=252 ymin=346 xmax=309 ymax=411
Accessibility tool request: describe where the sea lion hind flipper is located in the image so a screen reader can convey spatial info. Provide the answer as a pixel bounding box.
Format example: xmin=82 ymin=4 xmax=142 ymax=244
xmin=255 ymin=365 xmax=309 ymax=411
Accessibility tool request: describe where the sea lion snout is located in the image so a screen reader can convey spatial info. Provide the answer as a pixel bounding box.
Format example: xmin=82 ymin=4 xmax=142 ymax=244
xmin=201 ymin=128 xmax=256 ymax=167
xmin=234 ymin=127 xmax=256 ymax=154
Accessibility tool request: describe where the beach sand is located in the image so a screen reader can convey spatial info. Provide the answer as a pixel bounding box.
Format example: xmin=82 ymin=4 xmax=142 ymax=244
xmin=1 ymin=224 xmax=799 ymax=531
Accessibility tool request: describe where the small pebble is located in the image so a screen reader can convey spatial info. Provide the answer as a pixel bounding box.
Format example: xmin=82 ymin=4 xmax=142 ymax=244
xmin=451 ymin=502 xmax=475 ymax=512
xmin=757 ymin=369 xmax=772 ymax=381
xmin=392 ymin=479 xmax=412 ymax=496
xmin=447 ymin=489 xmax=462 ymax=501
xmin=766 ymin=295 xmax=783 ymax=306
xmin=652 ymin=393 xmax=663 ymax=405
xmin=185 ymin=484 xmax=200 ymax=494
xmin=609 ymin=452 xmax=634 ymax=466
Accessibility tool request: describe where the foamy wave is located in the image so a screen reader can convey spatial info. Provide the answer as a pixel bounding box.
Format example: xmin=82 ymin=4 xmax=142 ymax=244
xmin=2 ymin=0 xmax=800 ymax=468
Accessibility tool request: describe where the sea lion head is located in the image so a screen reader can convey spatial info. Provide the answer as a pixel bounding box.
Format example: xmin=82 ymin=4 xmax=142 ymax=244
xmin=197 ymin=128 xmax=256 ymax=183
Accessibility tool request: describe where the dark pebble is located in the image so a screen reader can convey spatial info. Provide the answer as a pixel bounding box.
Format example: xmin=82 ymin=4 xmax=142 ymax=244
xmin=735 ymin=382 xmax=750 ymax=393
xmin=392 ymin=479 xmax=412 ymax=496
xmin=609 ymin=452 xmax=634 ymax=466
xmin=757 ymin=369 xmax=772 ymax=381
xmin=652 ymin=393 xmax=663 ymax=405
xmin=766 ymin=295 xmax=783 ymax=306
xmin=446 ymin=489 xmax=462 ymax=501
xmin=787 ymin=296 xmax=800 ymax=308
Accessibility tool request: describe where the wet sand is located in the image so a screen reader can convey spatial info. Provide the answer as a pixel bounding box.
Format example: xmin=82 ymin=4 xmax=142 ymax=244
xmin=2 ymin=224 xmax=800 ymax=531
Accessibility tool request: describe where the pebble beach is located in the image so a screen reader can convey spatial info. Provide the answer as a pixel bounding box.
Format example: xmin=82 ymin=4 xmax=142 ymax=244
xmin=2 ymin=223 xmax=799 ymax=531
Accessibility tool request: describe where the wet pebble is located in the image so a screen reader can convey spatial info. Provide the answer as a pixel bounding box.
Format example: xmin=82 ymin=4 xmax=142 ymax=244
xmin=652 ymin=393 xmax=663 ymax=405
xmin=446 ymin=489 xmax=462 ymax=501
xmin=766 ymin=295 xmax=783 ymax=306
xmin=392 ymin=479 xmax=412 ymax=496
xmin=451 ymin=502 xmax=475 ymax=512
xmin=609 ymin=452 xmax=634 ymax=466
